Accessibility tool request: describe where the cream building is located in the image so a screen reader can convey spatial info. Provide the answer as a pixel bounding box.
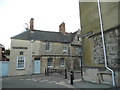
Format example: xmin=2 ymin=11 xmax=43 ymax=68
xmin=9 ymin=18 xmax=82 ymax=76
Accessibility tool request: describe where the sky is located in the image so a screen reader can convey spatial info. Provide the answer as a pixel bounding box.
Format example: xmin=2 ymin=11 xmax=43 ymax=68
xmin=0 ymin=0 xmax=80 ymax=49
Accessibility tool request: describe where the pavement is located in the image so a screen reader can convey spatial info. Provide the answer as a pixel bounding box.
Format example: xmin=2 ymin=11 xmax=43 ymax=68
xmin=2 ymin=72 xmax=119 ymax=89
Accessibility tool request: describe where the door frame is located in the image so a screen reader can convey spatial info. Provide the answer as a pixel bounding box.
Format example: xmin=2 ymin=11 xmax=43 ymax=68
xmin=33 ymin=60 xmax=40 ymax=74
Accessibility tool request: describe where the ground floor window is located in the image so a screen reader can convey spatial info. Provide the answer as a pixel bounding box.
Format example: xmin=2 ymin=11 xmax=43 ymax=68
xmin=47 ymin=57 xmax=53 ymax=68
xmin=60 ymin=58 xmax=64 ymax=67
xmin=17 ymin=56 xmax=25 ymax=69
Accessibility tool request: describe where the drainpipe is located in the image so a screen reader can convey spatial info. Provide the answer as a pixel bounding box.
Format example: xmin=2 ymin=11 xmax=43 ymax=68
xmin=30 ymin=40 xmax=34 ymax=76
xmin=97 ymin=0 xmax=115 ymax=86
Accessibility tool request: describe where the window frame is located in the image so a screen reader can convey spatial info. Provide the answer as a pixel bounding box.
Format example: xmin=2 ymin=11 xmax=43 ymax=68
xmin=47 ymin=57 xmax=53 ymax=68
xmin=45 ymin=42 xmax=52 ymax=51
xmin=19 ymin=51 xmax=23 ymax=55
xmin=17 ymin=56 xmax=25 ymax=70
xmin=77 ymin=36 xmax=81 ymax=41
xmin=63 ymin=44 xmax=68 ymax=52
xmin=77 ymin=47 xmax=81 ymax=53
xmin=60 ymin=58 xmax=65 ymax=67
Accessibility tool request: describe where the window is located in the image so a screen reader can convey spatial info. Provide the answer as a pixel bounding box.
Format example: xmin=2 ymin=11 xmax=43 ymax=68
xmin=63 ymin=44 xmax=68 ymax=52
xmin=19 ymin=51 xmax=23 ymax=55
xmin=77 ymin=47 xmax=81 ymax=53
xmin=60 ymin=58 xmax=64 ymax=67
xmin=46 ymin=42 xmax=52 ymax=51
xmin=77 ymin=36 xmax=81 ymax=41
xmin=47 ymin=57 xmax=53 ymax=67
xmin=17 ymin=56 xmax=25 ymax=69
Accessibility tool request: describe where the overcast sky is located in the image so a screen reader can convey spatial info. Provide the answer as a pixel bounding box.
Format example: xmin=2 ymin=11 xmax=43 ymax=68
xmin=0 ymin=0 xmax=80 ymax=49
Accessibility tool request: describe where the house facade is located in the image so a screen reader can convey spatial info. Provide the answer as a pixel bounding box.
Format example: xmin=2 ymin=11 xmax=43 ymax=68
xmin=79 ymin=2 xmax=120 ymax=86
xmin=9 ymin=19 xmax=82 ymax=76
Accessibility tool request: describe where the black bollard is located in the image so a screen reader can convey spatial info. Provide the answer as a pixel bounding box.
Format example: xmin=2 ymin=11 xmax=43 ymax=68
xmin=65 ymin=69 xmax=67 ymax=79
xmin=70 ymin=71 xmax=74 ymax=85
xmin=60 ymin=69 xmax=62 ymax=74
xmin=73 ymin=71 xmax=74 ymax=80
xmin=46 ymin=68 xmax=49 ymax=76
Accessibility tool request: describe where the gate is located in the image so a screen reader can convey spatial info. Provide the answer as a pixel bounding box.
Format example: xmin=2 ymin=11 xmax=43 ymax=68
xmin=0 ymin=61 xmax=9 ymax=77
xmin=45 ymin=68 xmax=67 ymax=79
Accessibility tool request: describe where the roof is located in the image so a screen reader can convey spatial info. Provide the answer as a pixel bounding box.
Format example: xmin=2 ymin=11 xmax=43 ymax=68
xmin=11 ymin=30 xmax=77 ymax=43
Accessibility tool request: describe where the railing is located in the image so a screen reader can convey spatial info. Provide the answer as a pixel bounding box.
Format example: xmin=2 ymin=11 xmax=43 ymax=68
xmin=45 ymin=68 xmax=67 ymax=79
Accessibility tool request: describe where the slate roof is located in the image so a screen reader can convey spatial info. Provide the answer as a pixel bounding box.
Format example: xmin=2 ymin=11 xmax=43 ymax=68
xmin=11 ymin=30 xmax=77 ymax=43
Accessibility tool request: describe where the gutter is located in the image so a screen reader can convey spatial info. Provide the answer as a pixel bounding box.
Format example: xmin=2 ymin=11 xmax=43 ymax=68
xmin=97 ymin=0 xmax=115 ymax=86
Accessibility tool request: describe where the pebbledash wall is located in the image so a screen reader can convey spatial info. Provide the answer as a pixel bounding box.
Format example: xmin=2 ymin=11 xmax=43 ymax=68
xmin=83 ymin=28 xmax=120 ymax=86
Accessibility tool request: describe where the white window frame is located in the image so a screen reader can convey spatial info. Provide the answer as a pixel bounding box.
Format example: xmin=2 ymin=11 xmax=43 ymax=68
xmin=60 ymin=58 xmax=65 ymax=67
xmin=17 ymin=56 xmax=25 ymax=70
xmin=45 ymin=42 xmax=52 ymax=51
xmin=63 ymin=44 xmax=68 ymax=52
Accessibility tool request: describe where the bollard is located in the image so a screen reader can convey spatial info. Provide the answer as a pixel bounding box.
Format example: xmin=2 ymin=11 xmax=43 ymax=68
xmin=73 ymin=71 xmax=74 ymax=80
xmin=70 ymin=71 xmax=74 ymax=85
xmin=65 ymin=69 xmax=67 ymax=79
xmin=46 ymin=68 xmax=49 ymax=76
xmin=60 ymin=69 xmax=62 ymax=74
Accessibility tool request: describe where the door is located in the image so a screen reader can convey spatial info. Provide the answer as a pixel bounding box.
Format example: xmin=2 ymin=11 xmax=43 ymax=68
xmin=34 ymin=60 xmax=40 ymax=74
xmin=2 ymin=61 xmax=9 ymax=77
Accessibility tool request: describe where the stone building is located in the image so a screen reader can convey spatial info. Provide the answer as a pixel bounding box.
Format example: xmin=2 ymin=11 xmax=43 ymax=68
xmin=9 ymin=18 xmax=82 ymax=76
xmin=0 ymin=44 xmax=5 ymax=61
xmin=79 ymin=2 xmax=120 ymax=86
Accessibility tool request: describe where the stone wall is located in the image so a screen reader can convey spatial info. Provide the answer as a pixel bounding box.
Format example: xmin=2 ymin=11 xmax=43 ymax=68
xmin=83 ymin=67 xmax=120 ymax=86
xmin=91 ymin=29 xmax=119 ymax=67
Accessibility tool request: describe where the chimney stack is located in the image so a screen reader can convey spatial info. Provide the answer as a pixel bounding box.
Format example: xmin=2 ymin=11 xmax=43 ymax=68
xmin=59 ymin=22 xmax=66 ymax=34
xmin=30 ymin=18 xmax=34 ymax=30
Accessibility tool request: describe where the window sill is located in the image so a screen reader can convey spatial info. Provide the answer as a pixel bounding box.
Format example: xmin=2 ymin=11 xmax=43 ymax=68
xmin=63 ymin=50 xmax=67 ymax=52
xmin=47 ymin=66 xmax=53 ymax=68
xmin=60 ymin=65 xmax=65 ymax=67
xmin=16 ymin=68 xmax=25 ymax=70
xmin=46 ymin=50 xmax=51 ymax=52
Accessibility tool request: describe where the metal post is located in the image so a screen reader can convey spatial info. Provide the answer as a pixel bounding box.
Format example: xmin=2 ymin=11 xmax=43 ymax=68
xmin=30 ymin=40 xmax=34 ymax=76
xmin=46 ymin=68 xmax=49 ymax=76
xmin=60 ymin=69 xmax=62 ymax=74
xmin=73 ymin=71 xmax=74 ymax=80
xmin=65 ymin=69 xmax=67 ymax=79
xmin=70 ymin=71 xmax=74 ymax=85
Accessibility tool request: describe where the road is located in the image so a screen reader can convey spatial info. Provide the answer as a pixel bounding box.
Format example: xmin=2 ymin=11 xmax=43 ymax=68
xmin=2 ymin=78 xmax=69 ymax=88
xmin=2 ymin=74 xmax=114 ymax=89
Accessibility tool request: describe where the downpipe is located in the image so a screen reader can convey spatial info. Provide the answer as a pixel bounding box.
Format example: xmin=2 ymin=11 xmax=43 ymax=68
xmin=97 ymin=0 xmax=115 ymax=86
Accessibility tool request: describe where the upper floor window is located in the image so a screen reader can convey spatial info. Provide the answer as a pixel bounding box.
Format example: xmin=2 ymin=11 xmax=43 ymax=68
xmin=63 ymin=44 xmax=68 ymax=52
xmin=46 ymin=42 xmax=52 ymax=51
xmin=19 ymin=51 xmax=23 ymax=55
xmin=77 ymin=36 xmax=81 ymax=41
xmin=77 ymin=47 xmax=82 ymax=53
xmin=17 ymin=56 xmax=25 ymax=69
